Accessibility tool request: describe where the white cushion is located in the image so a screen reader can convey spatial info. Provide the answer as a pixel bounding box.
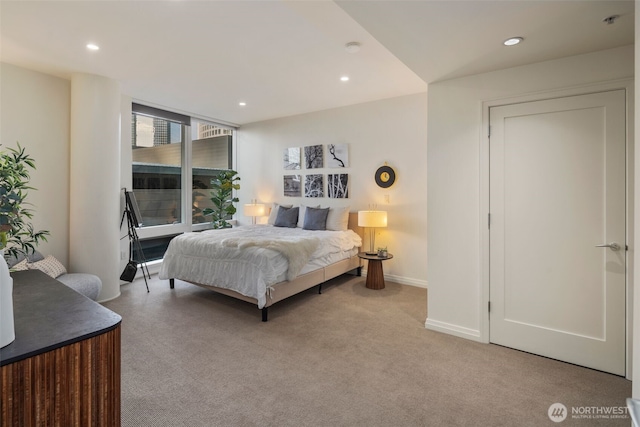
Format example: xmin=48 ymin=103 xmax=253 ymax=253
xmin=326 ymin=206 xmax=350 ymax=231
xmin=28 ymin=255 xmax=67 ymax=278
xmin=10 ymin=259 xmax=29 ymax=272
xmin=267 ymin=203 xmax=293 ymax=225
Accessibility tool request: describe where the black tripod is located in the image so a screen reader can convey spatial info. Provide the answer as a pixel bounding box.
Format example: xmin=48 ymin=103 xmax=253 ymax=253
xmin=120 ymin=191 xmax=150 ymax=292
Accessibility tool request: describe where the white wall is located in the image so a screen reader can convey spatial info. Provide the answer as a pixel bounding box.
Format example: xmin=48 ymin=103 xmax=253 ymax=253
xmin=69 ymin=73 xmax=122 ymax=302
xmin=427 ymin=45 xmax=634 ymax=341
xmin=238 ymin=93 xmax=428 ymax=287
xmin=0 ymin=63 xmax=70 ymax=265
xmin=2 ymin=64 xmax=131 ymax=301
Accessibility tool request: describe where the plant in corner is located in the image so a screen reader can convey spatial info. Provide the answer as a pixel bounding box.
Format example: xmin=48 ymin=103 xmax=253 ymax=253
xmin=202 ymin=170 xmax=240 ymax=229
xmin=0 ymin=143 xmax=49 ymax=260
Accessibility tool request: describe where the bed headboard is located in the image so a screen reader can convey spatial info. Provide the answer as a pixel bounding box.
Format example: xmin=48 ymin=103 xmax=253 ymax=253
xmin=348 ymin=212 xmax=364 ymax=241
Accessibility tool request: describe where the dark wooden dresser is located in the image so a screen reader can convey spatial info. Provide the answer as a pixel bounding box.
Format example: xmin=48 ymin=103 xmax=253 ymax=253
xmin=1 ymin=270 xmax=122 ymax=426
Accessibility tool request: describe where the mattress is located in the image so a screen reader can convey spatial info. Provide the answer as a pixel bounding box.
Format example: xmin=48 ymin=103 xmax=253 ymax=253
xmin=159 ymin=225 xmax=362 ymax=308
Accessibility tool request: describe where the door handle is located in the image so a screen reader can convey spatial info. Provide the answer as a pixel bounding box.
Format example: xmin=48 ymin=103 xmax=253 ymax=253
xmin=595 ymin=242 xmax=621 ymax=251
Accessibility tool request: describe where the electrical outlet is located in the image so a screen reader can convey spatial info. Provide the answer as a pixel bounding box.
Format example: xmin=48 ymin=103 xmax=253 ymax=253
xmin=121 ymin=251 xmax=127 ymax=260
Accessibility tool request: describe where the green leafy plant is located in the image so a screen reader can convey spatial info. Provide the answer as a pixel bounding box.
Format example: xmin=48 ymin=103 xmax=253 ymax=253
xmin=202 ymin=170 xmax=240 ymax=229
xmin=0 ymin=143 xmax=49 ymax=260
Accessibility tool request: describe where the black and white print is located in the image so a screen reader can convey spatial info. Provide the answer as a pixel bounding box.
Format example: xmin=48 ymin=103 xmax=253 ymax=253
xmin=304 ymin=174 xmax=324 ymax=198
xmin=304 ymin=145 xmax=324 ymax=169
xmin=327 ymin=144 xmax=349 ymax=168
xmin=283 ymin=147 xmax=301 ymax=170
xmin=327 ymin=174 xmax=349 ymax=198
xmin=283 ymin=175 xmax=302 ymax=197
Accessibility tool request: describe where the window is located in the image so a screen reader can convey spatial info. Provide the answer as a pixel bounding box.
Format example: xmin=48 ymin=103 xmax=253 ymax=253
xmin=131 ymin=112 xmax=185 ymax=226
xmin=190 ymin=119 xmax=233 ymax=225
xmin=131 ymin=103 xmax=235 ymax=261
xmin=132 ymin=234 xmax=180 ymax=263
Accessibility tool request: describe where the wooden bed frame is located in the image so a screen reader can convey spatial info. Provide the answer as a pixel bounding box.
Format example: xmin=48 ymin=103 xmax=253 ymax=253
xmin=168 ymin=213 xmax=364 ymax=321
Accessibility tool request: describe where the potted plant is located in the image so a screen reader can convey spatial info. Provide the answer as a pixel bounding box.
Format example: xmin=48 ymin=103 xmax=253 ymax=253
xmin=0 ymin=143 xmax=49 ymax=348
xmin=203 ymin=170 xmax=240 ymax=229
xmin=0 ymin=143 xmax=49 ymax=259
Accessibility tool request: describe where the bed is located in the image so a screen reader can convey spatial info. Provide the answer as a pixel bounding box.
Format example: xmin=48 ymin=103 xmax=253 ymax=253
xmin=159 ymin=211 xmax=363 ymax=321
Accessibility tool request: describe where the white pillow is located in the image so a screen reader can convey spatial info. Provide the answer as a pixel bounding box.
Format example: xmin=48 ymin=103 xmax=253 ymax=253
xmin=297 ymin=204 xmax=320 ymax=228
xmin=28 ymin=255 xmax=67 ymax=278
xmin=267 ymin=203 xmax=293 ymax=225
xmin=326 ymin=206 xmax=350 ymax=231
xmin=10 ymin=259 xmax=29 ymax=272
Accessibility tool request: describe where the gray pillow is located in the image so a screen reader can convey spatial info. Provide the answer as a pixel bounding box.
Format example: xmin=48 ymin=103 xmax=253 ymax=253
xmin=267 ymin=203 xmax=293 ymax=225
xmin=274 ymin=206 xmax=299 ymax=228
xmin=5 ymin=250 xmax=44 ymax=268
xmin=303 ymin=207 xmax=329 ymax=231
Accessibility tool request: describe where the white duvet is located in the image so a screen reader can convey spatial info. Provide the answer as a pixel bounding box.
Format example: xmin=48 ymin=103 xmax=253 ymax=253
xmin=159 ymin=225 xmax=362 ymax=308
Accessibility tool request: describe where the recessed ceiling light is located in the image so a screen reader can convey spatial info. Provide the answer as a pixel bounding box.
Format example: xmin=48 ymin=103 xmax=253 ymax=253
xmin=503 ymin=37 xmax=523 ymax=46
xmin=340 ymin=76 xmax=350 ymax=82
xmin=239 ymin=102 xmax=246 ymax=107
xmin=86 ymin=43 xmax=100 ymax=51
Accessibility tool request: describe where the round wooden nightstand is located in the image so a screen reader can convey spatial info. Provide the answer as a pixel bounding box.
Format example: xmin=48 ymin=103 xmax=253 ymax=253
xmin=357 ymin=252 xmax=394 ymax=290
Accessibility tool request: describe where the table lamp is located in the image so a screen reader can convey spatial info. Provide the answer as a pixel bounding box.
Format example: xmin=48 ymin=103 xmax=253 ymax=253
xmin=358 ymin=210 xmax=387 ymax=255
xmin=244 ymin=200 xmax=266 ymax=224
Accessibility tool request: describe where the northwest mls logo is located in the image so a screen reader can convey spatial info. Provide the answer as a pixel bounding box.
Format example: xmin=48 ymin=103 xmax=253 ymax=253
xmin=548 ymin=403 xmax=568 ymax=423
xmin=548 ymin=402 xmax=629 ymax=422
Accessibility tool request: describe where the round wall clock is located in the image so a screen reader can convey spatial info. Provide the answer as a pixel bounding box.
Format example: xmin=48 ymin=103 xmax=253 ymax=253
xmin=375 ymin=165 xmax=396 ymax=188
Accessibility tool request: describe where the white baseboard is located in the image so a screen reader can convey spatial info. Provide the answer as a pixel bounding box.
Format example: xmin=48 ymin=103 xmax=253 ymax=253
xmin=425 ymin=318 xmax=483 ymax=342
xmin=97 ymin=291 xmax=121 ymax=304
xmin=120 ymin=259 xmax=162 ymax=286
xmin=144 ymin=260 xmax=162 ymax=276
xmin=385 ymin=274 xmax=427 ymax=289
xmin=361 ymin=268 xmax=428 ymax=289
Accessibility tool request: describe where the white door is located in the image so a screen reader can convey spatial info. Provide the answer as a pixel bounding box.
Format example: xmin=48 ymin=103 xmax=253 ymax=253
xmin=489 ymin=90 xmax=626 ymax=376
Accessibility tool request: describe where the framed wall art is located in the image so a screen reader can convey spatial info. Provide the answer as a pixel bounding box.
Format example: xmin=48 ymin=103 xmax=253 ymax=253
xmin=304 ymin=145 xmax=324 ymax=169
xmin=327 ymin=144 xmax=349 ymax=168
xmin=327 ymin=174 xmax=349 ymax=198
xmin=283 ymin=175 xmax=302 ymax=197
xmin=304 ymin=174 xmax=324 ymax=198
xmin=283 ymin=147 xmax=301 ymax=170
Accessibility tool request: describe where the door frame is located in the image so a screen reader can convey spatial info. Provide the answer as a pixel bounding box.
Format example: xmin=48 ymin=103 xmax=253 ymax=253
xmin=479 ymin=79 xmax=634 ymax=379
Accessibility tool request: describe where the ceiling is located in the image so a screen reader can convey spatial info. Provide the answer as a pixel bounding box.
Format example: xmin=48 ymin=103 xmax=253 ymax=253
xmin=0 ymin=1 xmax=634 ymax=126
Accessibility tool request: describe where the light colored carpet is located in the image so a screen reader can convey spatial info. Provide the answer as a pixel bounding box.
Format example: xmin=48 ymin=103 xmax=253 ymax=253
xmin=103 ymin=274 xmax=631 ymax=426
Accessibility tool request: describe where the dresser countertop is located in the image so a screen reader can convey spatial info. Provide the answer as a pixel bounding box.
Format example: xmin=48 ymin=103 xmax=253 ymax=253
xmin=1 ymin=270 xmax=122 ymax=366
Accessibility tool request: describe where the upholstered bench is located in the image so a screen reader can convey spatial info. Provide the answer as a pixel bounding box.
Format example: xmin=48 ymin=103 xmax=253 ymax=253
xmin=6 ymin=251 xmax=102 ymax=301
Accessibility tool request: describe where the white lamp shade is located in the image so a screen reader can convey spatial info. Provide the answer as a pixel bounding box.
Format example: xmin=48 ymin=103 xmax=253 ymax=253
xmin=244 ymin=203 xmax=266 ymax=217
xmin=358 ymin=210 xmax=387 ymax=228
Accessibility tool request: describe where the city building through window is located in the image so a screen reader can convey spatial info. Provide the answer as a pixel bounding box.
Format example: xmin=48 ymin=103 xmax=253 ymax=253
xmin=131 ymin=103 xmax=235 ymax=261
